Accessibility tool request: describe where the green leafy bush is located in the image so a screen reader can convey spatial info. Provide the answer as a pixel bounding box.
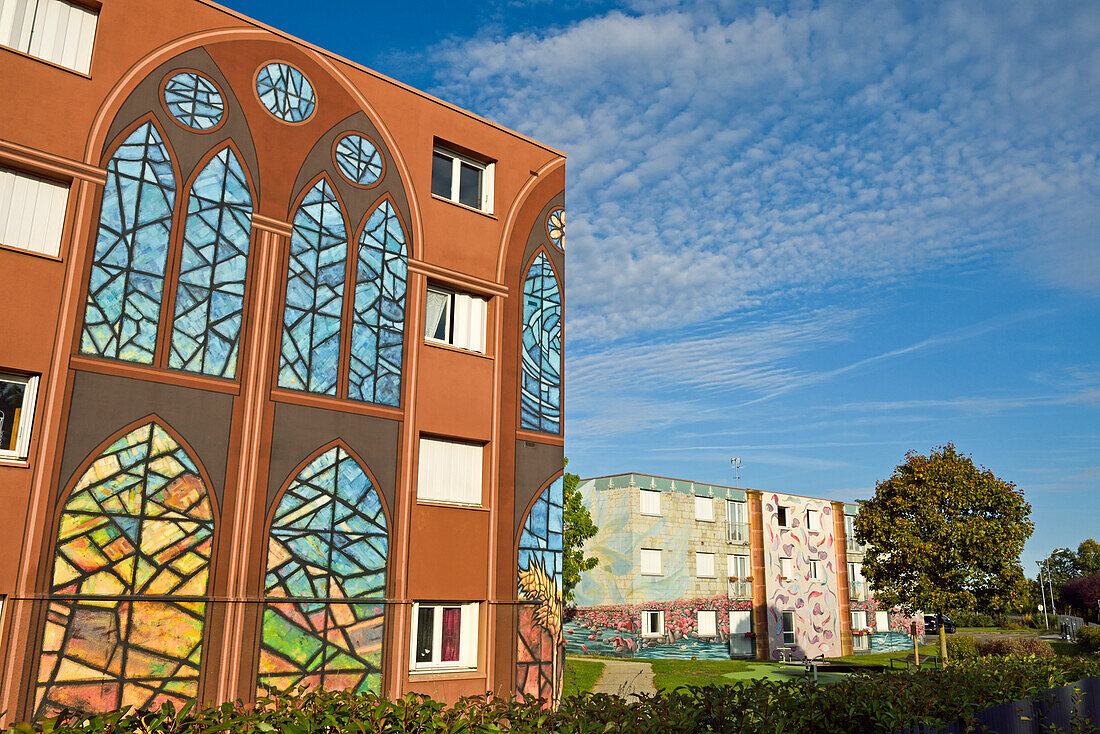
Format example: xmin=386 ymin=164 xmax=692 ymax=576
xmin=7 ymin=657 xmax=1100 ymax=734
xmin=1079 ymin=625 xmax=1100 ymax=653
xmin=949 ymin=610 xmax=998 ymax=627
xmin=946 ymin=634 xmax=980 ymax=660
xmin=1018 ymin=637 xmax=1055 ymax=657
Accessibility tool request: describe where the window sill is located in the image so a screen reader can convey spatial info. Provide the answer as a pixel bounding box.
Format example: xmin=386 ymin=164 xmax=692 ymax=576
xmin=639 ymin=573 xmax=663 ymax=577
xmin=430 ymin=193 xmax=497 ymax=219
xmin=422 ymin=339 xmax=493 ymax=360
xmin=639 ymin=512 xmax=661 ymax=517
xmin=0 ymin=45 xmax=92 ymax=78
xmin=0 ymin=456 xmax=30 ymax=468
xmin=0 ymin=242 xmax=63 ymax=262
xmin=409 ymin=666 xmax=479 ymax=677
xmin=415 ymin=499 xmax=489 ymax=512
xmin=695 ymin=518 xmax=715 ymax=523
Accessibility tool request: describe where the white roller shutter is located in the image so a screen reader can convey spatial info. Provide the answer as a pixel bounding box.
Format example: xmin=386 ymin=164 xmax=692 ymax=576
xmin=0 ymin=167 xmax=68 ymax=257
xmin=417 ymin=437 xmax=483 ymax=505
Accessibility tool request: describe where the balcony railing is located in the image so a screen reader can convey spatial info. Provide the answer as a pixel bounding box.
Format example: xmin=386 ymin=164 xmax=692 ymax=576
xmin=728 ymin=580 xmax=752 ymax=599
xmin=727 ymin=522 xmax=749 ymax=543
xmin=849 ymin=580 xmax=866 ymax=600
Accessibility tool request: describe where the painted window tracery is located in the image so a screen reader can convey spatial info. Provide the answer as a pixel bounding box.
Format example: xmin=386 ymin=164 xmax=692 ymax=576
xmin=80 ymin=121 xmax=177 ymax=363
xmin=163 ymin=72 xmax=224 ymax=131
xmin=255 ymin=62 xmax=315 ymax=123
xmin=520 ymin=252 xmax=562 ymax=433
xmin=546 ymin=208 xmax=564 ymax=250
xmin=334 ymin=134 xmax=383 ymax=187
xmin=516 ymin=477 xmax=564 ymax=704
xmin=169 ymin=147 xmax=253 ymax=378
xmin=260 ymin=446 xmax=388 ymax=693
xmin=36 ymin=421 xmax=214 ymax=715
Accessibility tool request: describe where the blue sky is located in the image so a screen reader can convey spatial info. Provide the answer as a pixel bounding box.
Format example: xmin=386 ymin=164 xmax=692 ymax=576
xmin=223 ymin=0 xmax=1099 ymax=572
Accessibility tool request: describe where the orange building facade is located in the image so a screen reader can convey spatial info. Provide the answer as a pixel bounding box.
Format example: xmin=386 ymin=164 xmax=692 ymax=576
xmin=0 ymin=0 xmax=565 ymax=721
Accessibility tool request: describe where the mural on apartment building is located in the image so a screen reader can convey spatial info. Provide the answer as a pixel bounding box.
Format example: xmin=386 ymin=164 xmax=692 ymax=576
xmin=259 ymin=446 xmax=388 ymax=693
xmin=516 ymin=477 xmax=564 ymax=704
xmin=520 ymin=251 xmax=562 ymax=434
xmin=36 ymin=421 xmax=213 ymax=715
xmin=565 ymin=594 xmax=752 ymax=660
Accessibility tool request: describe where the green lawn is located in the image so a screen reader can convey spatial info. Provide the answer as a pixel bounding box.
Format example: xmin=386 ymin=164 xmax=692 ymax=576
xmin=562 ymin=658 xmax=605 ymax=696
xmin=830 ymin=643 xmax=939 ymax=666
xmin=955 ymin=626 xmax=1043 ymax=637
xmin=648 ymin=659 xmax=853 ymax=689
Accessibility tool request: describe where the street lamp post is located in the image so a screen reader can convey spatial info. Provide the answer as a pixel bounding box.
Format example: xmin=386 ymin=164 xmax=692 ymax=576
xmin=1036 ymin=561 xmax=1050 ymax=629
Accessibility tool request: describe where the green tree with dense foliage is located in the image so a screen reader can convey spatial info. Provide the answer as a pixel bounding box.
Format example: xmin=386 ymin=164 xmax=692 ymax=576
xmin=562 ymin=460 xmax=599 ymax=603
xmin=855 ymin=444 xmax=1033 ymax=662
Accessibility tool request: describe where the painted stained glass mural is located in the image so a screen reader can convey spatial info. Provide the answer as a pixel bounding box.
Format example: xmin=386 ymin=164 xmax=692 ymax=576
xmin=516 ymin=477 xmax=564 ymax=705
xmin=259 ymin=447 xmax=388 ymax=693
xmin=36 ymin=421 xmax=213 ymax=715
xmin=349 ymin=200 xmax=406 ymax=406
xmin=81 ymin=121 xmax=177 ymax=363
xmin=520 ymin=253 xmax=562 ymax=433
xmin=255 ymin=62 xmax=315 ymax=123
xmin=279 ymin=179 xmax=348 ymax=395
xmin=169 ymin=147 xmax=253 ymax=378
xmin=162 ymin=72 xmax=224 ymax=131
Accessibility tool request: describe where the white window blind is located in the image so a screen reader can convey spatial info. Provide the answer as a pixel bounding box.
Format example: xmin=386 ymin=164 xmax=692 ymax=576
xmin=694 ymin=495 xmax=712 ymax=521
xmin=639 ymin=489 xmax=660 ymax=516
xmin=0 ymin=167 xmax=68 ymax=257
xmin=0 ymin=0 xmax=97 ymax=74
xmin=697 ymin=610 xmax=717 ymax=637
xmin=695 ymin=552 xmax=714 ymax=577
xmin=779 ymin=557 xmax=792 ymax=578
xmin=807 ymin=508 xmax=819 ymax=531
xmin=416 ymin=437 xmax=482 ymax=505
xmin=875 ymin=611 xmax=890 ymax=632
xmin=640 ymin=548 xmax=661 ymax=575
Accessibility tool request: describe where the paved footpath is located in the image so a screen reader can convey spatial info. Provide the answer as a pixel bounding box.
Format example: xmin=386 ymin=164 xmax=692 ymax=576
xmin=591 ymin=659 xmax=656 ymax=697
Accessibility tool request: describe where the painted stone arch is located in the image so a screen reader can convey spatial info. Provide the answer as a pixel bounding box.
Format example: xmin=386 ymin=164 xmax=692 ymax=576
xmin=519 ymin=250 xmax=563 ymax=434
xmin=515 ymin=475 xmax=564 ymax=705
xmin=259 ymin=443 xmax=389 ymax=693
xmin=35 ymin=419 xmax=215 ymax=715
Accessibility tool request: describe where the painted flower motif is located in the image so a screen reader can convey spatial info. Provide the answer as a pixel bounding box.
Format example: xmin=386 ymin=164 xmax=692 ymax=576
xmin=546 ymin=208 xmax=565 ymax=249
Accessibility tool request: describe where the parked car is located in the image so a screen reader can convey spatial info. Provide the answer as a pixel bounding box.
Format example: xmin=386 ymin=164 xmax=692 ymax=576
xmin=924 ymin=614 xmax=957 ymax=635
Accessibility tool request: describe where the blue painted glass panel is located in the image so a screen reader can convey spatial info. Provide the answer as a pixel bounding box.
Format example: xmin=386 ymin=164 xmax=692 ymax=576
xmin=348 ymin=200 xmax=406 ymax=407
xmin=518 ymin=477 xmax=564 ymax=593
xmin=169 ymin=147 xmax=252 ymax=378
xmin=519 ymin=253 xmax=562 ymax=433
xmin=334 ymin=135 xmax=383 ymax=187
xmin=256 ymin=63 xmax=315 ymax=123
xmin=80 ymin=122 xmax=176 ymax=363
xmin=279 ymin=179 xmax=347 ymax=395
xmin=163 ymin=72 xmax=224 ymax=130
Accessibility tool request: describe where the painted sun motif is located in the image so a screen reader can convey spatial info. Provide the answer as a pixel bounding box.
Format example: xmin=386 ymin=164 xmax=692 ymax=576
xmin=546 ymin=208 xmax=565 ymax=249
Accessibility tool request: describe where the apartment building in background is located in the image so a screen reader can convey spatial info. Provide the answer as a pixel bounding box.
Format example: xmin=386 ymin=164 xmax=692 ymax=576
xmin=0 ymin=0 xmax=566 ymax=720
xmin=567 ymin=474 xmax=915 ymax=661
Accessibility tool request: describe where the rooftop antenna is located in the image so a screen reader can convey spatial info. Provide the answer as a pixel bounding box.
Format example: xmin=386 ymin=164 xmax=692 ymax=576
xmin=730 ymin=457 xmax=742 ymax=486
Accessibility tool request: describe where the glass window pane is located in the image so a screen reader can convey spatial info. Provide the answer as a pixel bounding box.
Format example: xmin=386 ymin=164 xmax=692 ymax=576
xmin=0 ymin=379 xmax=27 ymax=452
xmin=440 ymin=606 xmax=461 ymax=662
xmin=458 ymin=162 xmax=481 ymax=208
xmin=431 ymin=152 xmax=452 ymax=198
xmin=425 ymin=289 xmax=450 ymax=342
xmin=416 ymin=606 xmax=435 ymax=663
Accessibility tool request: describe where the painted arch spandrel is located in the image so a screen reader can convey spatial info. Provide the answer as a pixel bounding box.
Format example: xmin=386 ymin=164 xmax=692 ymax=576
xmin=35 ymin=421 xmax=213 ymax=715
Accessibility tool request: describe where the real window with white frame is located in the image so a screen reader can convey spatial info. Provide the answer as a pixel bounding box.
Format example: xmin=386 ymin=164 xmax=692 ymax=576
xmin=694 ymin=495 xmax=713 ymax=521
xmin=782 ymin=610 xmax=796 ymax=645
xmin=640 ymin=548 xmax=662 ymax=576
xmin=0 ymin=0 xmax=98 ymax=74
xmin=851 ymin=610 xmax=868 ymax=632
xmin=642 ymin=610 xmax=664 ymax=637
xmin=696 ymin=610 xmax=717 ymax=637
xmin=424 ymin=286 xmax=487 ymax=354
xmin=0 ymin=372 xmax=39 ymax=461
xmin=431 ymin=145 xmax=494 ymax=213
xmin=807 ymin=559 xmax=821 ymax=581
xmin=696 ymin=552 xmax=715 ymax=578
xmin=806 ymin=508 xmax=819 ymax=532
xmin=410 ymin=602 xmax=479 ymax=671
xmin=0 ymin=167 xmax=69 ymax=258
xmin=416 ymin=437 xmax=483 ymax=506
xmin=728 ymin=553 xmax=749 ymax=579
xmin=639 ymin=489 xmax=661 ymax=516
xmin=779 ymin=557 xmax=792 ymax=579
xmin=776 ymin=505 xmax=789 ymax=527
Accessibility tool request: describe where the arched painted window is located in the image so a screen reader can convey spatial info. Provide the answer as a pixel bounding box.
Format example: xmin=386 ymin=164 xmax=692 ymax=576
xmin=349 ymin=200 xmax=407 ymax=406
xmin=80 ymin=121 xmax=177 ymax=363
xmin=278 ymin=179 xmax=348 ymax=395
xmin=169 ymin=147 xmax=253 ymax=378
xmin=520 ymin=253 xmax=562 ymax=433
xmin=36 ymin=421 xmax=214 ymax=715
xmin=516 ymin=477 xmax=564 ymax=704
xmin=260 ymin=446 xmax=388 ymax=693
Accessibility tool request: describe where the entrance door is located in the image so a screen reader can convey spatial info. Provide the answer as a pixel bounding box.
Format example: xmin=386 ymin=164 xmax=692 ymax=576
xmin=729 ymin=610 xmax=753 ymax=657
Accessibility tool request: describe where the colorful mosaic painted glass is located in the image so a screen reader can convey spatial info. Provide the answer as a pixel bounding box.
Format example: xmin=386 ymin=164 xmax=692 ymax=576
xmin=163 ymin=72 xmax=224 ymax=130
xmin=279 ymin=179 xmax=348 ymax=395
xmin=169 ymin=147 xmax=253 ymax=378
xmin=259 ymin=447 xmax=388 ymax=693
xmin=36 ymin=422 xmax=213 ymax=715
xmin=516 ymin=477 xmax=564 ymax=703
xmin=334 ymin=134 xmax=383 ymax=187
xmin=546 ymin=208 xmax=564 ymax=249
xmin=349 ymin=200 xmax=406 ymax=406
xmin=520 ymin=253 xmax=562 ymax=433
xmin=80 ymin=122 xmax=177 ymax=363
xmin=256 ymin=62 xmax=315 ymax=123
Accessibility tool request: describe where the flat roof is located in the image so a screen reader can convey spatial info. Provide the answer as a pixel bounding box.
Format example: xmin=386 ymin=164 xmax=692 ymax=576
xmin=580 ymin=472 xmax=865 ymax=510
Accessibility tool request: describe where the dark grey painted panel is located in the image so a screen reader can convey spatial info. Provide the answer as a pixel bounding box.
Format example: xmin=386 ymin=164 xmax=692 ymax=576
xmin=268 ymin=402 xmax=400 ymax=513
xmin=514 ymin=439 xmax=564 ymax=534
xmin=60 ymin=370 xmax=234 ymax=505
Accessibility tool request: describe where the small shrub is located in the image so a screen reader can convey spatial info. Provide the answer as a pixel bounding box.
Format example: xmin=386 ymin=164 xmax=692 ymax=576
xmin=1078 ymin=625 xmax=1100 ymax=653
xmin=1018 ymin=637 xmax=1055 ymax=657
xmin=979 ymin=637 xmax=1023 ymax=656
xmin=947 ymin=635 xmax=980 ymax=660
